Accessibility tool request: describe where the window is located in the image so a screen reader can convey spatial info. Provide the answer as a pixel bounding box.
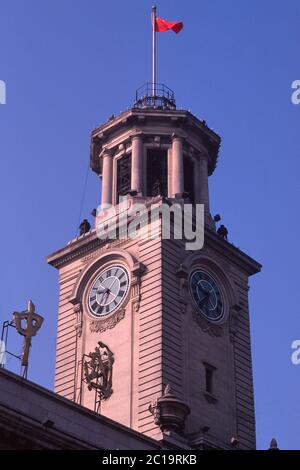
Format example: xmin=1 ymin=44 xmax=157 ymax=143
xmin=203 ymin=362 xmax=217 ymax=400
xmin=146 ymin=149 xmax=167 ymax=197
xmin=117 ymin=153 xmax=131 ymax=200
xmin=184 ymin=154 xmax=195 ymax=203
xmin=205 ymin=366 xmax=213 ymax=394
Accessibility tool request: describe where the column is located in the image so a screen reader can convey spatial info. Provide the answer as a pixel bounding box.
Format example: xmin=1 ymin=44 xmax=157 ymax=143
xmin=131 ymin=134 xmax=143 ymax=194
xmin=167 ymin=146 xmax=173 ymax=197
xmin=101 ymin=150 xmax=113 ymax=206
xmin=194 ymin=159 xmax=201 ymax=204
xmin=172 ymin=134 xmax=184 ymax=197
xmin=198 ymin=152 xmax=210 ymax=214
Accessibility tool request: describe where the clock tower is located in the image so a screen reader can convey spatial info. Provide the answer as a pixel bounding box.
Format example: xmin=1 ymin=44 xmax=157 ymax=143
xmin=47 ymin=84 xmax=261 ymax=450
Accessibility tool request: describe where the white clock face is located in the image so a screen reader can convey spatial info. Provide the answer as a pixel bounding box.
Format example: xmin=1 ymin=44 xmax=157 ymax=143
xmin=88 ymin=265 xmax=129 ymax=317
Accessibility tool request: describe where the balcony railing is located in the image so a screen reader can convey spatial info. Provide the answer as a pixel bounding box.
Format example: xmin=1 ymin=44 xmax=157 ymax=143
xmin=134 ymin=83 xmax=176 ymax=110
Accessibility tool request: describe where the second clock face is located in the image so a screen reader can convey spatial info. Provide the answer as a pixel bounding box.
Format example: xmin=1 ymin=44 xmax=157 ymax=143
xmin=88 ymin=265 xmax=129 ymax=317
xmin=189 ymin=269 xmax=224 ymax=322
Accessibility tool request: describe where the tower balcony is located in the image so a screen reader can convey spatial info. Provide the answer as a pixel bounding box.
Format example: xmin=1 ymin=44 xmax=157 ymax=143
xmin=134 ymin=83 xmax=176 ymax=110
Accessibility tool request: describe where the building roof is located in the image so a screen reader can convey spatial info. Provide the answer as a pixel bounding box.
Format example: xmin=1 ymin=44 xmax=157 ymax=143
xmin=0 ymin=368 xmax=161 ymax=450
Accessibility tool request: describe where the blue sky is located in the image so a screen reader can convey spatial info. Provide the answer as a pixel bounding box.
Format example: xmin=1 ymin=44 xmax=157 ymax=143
xmin=0 ymin=0 xmax=299 ymax=449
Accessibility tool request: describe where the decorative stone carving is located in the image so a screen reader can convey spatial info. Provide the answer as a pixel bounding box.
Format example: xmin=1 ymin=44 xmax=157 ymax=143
xmin=131 ymin=275 xmax=141 ymax=312
xmin=73 ymin=302 xmax=83 ymax=337
xmin=149 ymin=384 xmax=190 ymax=435
xmin=131 ymin=263 xmax=146 ymax=313
xmin=154 ymin=135 xmax=161 ymax=146
xmin=89 ymin=308 xmax=125 ymax=333
xmin=191 ymin=308 xmax=223 ymax=337
xmin=83 ymin=341 xmax=114 ymax=400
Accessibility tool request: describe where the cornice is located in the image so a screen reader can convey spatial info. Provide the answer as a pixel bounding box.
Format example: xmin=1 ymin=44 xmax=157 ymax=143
xmin=46 ymin=228 xmax=140 ymax=270
xmin=46 ymin=230 xmax=108 ymax=269
xmin=204 ymin=226 xmax=262 ymax=276
xmin=90 ymin=108 xmax=221 ymax=176
xmin=47 ymin=200 xmax=261 ymax=275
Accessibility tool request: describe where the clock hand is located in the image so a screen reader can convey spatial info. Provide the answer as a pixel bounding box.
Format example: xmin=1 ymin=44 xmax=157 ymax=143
xmin=108 ymin=277 xmax=117 ymax=291
xmin=104 ymin=278 xmax=120 ymax=304
xmin=104 ymin=288 xmax=115 ymax=305
xmin=97 ymin=278 xmax=118 ymax=305
xmin=97 ymin=284 xmax=109 ymax=293
xmin=198 ymin=292 xmax=209 ymax=304
xmin=207 ymin=295 xmax=216 ymax=310
xmin=96 ymin=286 xmax=111 ymax=305
xmin=199 ymin=285 xmax=215 ymax=309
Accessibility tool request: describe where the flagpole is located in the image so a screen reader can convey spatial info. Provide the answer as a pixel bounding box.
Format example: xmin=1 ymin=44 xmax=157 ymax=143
xmin=152 ymin=5 xmax=157 ymax=97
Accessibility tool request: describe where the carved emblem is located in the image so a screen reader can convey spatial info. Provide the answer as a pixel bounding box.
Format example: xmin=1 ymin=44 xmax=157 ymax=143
xmin=83 ymin=341 xmax=114 ymax=400
xmin=191 ymin=309 xmax=223 ymax=337
xmin=13 ymin=300 xmax=44 ymax=367
xmin=149 ymin=397 xmax=160 ymax=425
xmin=89 ymin=308 xmax=125 ymax=333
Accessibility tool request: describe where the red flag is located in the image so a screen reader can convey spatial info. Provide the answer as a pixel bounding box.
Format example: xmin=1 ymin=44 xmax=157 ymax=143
xmin=155 ymin=17 xmax=183 ymax=34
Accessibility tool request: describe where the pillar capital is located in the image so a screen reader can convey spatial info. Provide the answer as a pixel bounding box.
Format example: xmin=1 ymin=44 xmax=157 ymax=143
xmin=198 ymin=149 xmax=209 ymax=161
xmin=100 ymin=147 xmax=114 ymax=159
xmin=130 ymin=132 xmax=144 ymax=142
xmin=171 ymin=132 xmax=183 ymax=141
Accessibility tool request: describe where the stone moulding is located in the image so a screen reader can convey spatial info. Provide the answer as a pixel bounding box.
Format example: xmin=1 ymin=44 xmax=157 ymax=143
xmin=68 ymin=248 xmax=146 ymax=334
xmin=130 ymin=263 xmax=146 ymax=313
xmin=89 ymin=308 xmax=126 ymax=333
xmin=73 ymin=302 xmax=83 ymax=338
xmin=191 ymin=308 xmax=224 ymax=337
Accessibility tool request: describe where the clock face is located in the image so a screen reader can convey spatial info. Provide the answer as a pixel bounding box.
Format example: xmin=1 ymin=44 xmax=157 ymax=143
xmin=88 ymin=265 xmax=129 ymax=317
xmin=189 ymin=269 xmax=224 ymax=322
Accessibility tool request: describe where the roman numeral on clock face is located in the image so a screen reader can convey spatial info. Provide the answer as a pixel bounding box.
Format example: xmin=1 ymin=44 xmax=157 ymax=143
xmin=96 ymin=305 xmax=103 ymax=315
xmin=88 ymin=265 xmax=129 ymax=317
